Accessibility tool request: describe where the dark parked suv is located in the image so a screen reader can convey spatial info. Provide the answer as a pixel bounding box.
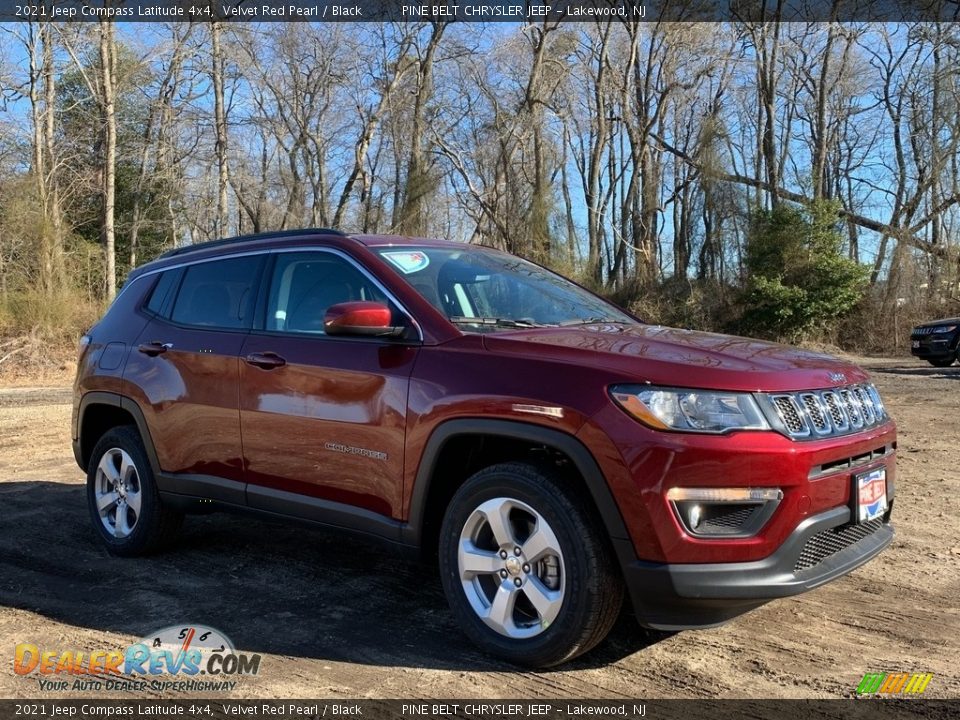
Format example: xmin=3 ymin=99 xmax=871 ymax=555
xmin=74 ymin=229 xmax=896 ymax=666
xmin=910 ymin=317 xmax=960 ymax=367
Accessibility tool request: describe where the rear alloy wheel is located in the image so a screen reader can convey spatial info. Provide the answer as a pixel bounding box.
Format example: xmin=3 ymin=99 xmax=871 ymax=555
xmin=439 ymin=462 xmax=622 ymax=667
xmin=94 ymin=447 xmax=143 ymax=540
xmin=86 ymin=426 xmax=182 ymax=556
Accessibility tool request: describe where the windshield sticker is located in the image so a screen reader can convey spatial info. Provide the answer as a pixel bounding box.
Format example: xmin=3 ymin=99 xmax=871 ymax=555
xmin=382 ymin=251 xmax=430 ymax=274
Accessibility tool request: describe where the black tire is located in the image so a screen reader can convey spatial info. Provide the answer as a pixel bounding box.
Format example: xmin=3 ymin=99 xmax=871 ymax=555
xmin=927 ymin=356 xmax=956 ymax=367
xmin=86 ymin=425 xmax=182 ymax=556
xmin=438 ymin=462 xmax=623 ymax=667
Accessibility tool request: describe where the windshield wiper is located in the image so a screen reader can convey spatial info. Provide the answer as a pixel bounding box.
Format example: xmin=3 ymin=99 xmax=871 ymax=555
xmin=558 ymin=317 xmax=625 ymax=326
xmin=448 ymin=316 xmax=554 ymax=329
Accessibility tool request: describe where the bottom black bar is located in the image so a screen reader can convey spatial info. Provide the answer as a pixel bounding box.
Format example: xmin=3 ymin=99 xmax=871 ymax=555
xmin=0 ymin=699 xmax=957 ymax=720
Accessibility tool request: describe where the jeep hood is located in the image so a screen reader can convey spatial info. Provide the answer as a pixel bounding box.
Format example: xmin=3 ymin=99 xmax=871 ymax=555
xmin=482 ymin=324 xmax=869 ymax=393
xmin=916 ymin=317 xmax=960 ymax=328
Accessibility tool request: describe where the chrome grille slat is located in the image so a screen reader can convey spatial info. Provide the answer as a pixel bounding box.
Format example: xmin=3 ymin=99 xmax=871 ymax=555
xmin=854 ymin=387 xmax=876 ymax=424
xmin=771 ymin=395 xmax=809 ymax=437
xmin=822 ymin=391 xmax=849 ymax=431
xmin=840 ymin=389 xmax=864 ymax=429
xmin=800 ymin=393 xmax=831 ymax=435
xmin=866 ymin=385 xmax=886 ymax=416
xmin=764 ymin=383 xmax=887 ymax=440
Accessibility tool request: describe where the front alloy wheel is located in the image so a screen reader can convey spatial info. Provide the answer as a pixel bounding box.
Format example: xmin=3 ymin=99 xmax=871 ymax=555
xmin=439 ymin=462 xmax=623 ymax=667
xmin=458 ymin=497 xmax=565 ymax=639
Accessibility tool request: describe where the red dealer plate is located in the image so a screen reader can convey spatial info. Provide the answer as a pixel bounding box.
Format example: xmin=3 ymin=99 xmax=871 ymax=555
xmin=855 ymin=468 xmax=887 ymax=523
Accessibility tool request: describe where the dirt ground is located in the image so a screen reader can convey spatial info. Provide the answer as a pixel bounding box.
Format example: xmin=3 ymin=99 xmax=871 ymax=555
xmin=0 ymin=357 xmax=957 ymax=700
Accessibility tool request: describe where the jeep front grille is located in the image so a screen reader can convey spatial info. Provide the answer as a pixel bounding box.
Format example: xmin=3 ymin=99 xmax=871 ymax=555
xmin=761 ymin=383 xmax=888 ymax=440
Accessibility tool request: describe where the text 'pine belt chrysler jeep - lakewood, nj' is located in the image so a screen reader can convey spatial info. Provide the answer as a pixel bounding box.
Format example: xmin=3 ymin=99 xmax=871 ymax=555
xmin=73 ymin=229 xmax=896 ymax=667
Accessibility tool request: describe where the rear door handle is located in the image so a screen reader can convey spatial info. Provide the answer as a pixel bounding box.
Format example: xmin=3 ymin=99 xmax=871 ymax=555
xmin=244 ymin=352 xmax=286 ymax=370
xmin=138 ymin=342 xmax=172 ymax=357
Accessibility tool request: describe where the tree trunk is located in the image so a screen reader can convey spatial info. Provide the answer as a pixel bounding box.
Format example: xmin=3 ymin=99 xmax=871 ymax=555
xmin=397 ymin=22 xmax=446 ymax=236
xmin=41 ymin=22 xmax=64 ymax=292
xmin=211 ymin=20 xmax=229 ymax=237
xmin=27 ymin=23 xmax=51 ymax=295
xmin=130 ymin=26 xmax=191 ymax=268
xmin=99 ymin=19 xmax=118 ymax=300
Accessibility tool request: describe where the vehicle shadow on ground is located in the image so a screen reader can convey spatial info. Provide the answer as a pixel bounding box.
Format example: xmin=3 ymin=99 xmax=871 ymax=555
xmin=868 ymin=364 xmax=960 ymax=380
xmin=0 ymin=480 xmax=671 ymax=671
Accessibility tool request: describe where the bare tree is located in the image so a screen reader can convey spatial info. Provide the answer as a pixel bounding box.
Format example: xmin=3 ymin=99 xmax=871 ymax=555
xmin=98 ymin=18 xmax=118 ymax=299
xmin=211 ymin=19 xmax=229 ymax=236
xmin=396 ymin=21 xmax=447 ymax=236
xmin=332 ymin=25 xmax=416 ymax=229
xmin=129 ymin=24 xmax=195 ymax=267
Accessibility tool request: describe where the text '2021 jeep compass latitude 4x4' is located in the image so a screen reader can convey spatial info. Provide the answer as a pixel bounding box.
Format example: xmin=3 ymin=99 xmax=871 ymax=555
xmin=74 ymin=229 xmax=896 ymax=667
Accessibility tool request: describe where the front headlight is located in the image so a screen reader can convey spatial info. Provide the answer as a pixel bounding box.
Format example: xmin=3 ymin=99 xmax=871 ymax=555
xmin=610 ymin=385 xmax=771 ymax=434
xmin=932 ymin=325 xmax=957 ymax=334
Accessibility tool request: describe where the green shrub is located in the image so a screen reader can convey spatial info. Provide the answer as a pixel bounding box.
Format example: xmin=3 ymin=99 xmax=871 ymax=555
xmin=738 ymin=200 xmax=868 ymax=342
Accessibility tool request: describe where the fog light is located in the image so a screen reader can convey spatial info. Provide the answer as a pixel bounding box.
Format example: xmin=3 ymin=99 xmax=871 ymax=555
xmin=667 ymin=487 xmax=782 ymax=538
xmin=688 ymin=505 xmax=702 ymax=531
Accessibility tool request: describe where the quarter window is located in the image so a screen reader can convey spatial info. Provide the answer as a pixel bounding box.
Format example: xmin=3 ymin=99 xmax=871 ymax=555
xmin=170 ymin=256 xmax=262 ymax=329
xmin=144 ymin=269 xmax=180 ymax=317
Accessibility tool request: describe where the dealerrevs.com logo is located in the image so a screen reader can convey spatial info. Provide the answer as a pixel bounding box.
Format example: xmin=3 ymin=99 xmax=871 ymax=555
xmin=14 ymin=625 xmax=261 ymax=693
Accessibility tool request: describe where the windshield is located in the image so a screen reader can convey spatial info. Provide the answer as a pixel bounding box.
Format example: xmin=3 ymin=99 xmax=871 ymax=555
xmin=375 ymin=246 xmax=635 ymax=331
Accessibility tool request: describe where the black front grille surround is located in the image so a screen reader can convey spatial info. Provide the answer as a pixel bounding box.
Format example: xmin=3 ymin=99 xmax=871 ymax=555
xmin=911 ymin=325 xmax=953 ymax=336
xmin=794 ymin=518 xmax=886 ymax=573
xmin=758 ymin=383 xmax=888 ymax=440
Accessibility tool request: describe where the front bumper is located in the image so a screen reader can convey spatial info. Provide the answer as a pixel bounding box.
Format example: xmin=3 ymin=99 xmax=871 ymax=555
xmin=910 ymin=334 xmax=956 ymax=359
xmin=619 ymin=505 xmax=893 ymax=630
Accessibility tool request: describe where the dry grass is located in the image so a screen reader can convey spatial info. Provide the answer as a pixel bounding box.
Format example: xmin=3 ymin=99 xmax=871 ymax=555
xmin=0 ymin=289 xmax=99 ymax=387
xmin=0 ymin=333 xmax=78 ymax=387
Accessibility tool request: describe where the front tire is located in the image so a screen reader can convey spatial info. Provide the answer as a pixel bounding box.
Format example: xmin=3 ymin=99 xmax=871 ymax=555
xmin=438 ymin=462 xmax=623 ymax=667
xmin=927 ymin=356 xmax=956 ymax=367
xmin=86 ymin=426 xmax=182 ymax=556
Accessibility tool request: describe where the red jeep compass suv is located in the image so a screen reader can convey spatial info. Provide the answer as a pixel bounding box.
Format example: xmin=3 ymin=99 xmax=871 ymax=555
xmin=73 ymin=228 xmax=895 ymax=666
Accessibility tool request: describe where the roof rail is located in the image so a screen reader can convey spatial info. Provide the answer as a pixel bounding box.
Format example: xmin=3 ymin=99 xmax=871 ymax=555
xmin=158 ymin=228 xmax=349 ymax=259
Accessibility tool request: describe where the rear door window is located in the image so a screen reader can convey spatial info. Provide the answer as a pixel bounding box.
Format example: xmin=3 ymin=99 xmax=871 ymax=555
xmin=170 ymin=256 xmax=263 ymax=329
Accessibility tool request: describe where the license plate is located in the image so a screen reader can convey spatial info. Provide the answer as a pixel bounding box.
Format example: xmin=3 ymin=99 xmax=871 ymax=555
xmin=855 ymin=468 xmax=887 ymax=523
xmin=912 ymin=340 xmax=920 ymax=348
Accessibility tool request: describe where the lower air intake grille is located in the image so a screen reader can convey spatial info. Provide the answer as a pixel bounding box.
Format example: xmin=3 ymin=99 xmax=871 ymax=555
xmin=794 ymin=519 xmax=885 ymax=573
xmin=696 ymin=506 xmax=756 ymax=534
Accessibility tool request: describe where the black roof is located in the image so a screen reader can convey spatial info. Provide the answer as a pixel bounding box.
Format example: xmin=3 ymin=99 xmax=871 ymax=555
xmin=158 ymin=228 xmax=348 ymax=259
